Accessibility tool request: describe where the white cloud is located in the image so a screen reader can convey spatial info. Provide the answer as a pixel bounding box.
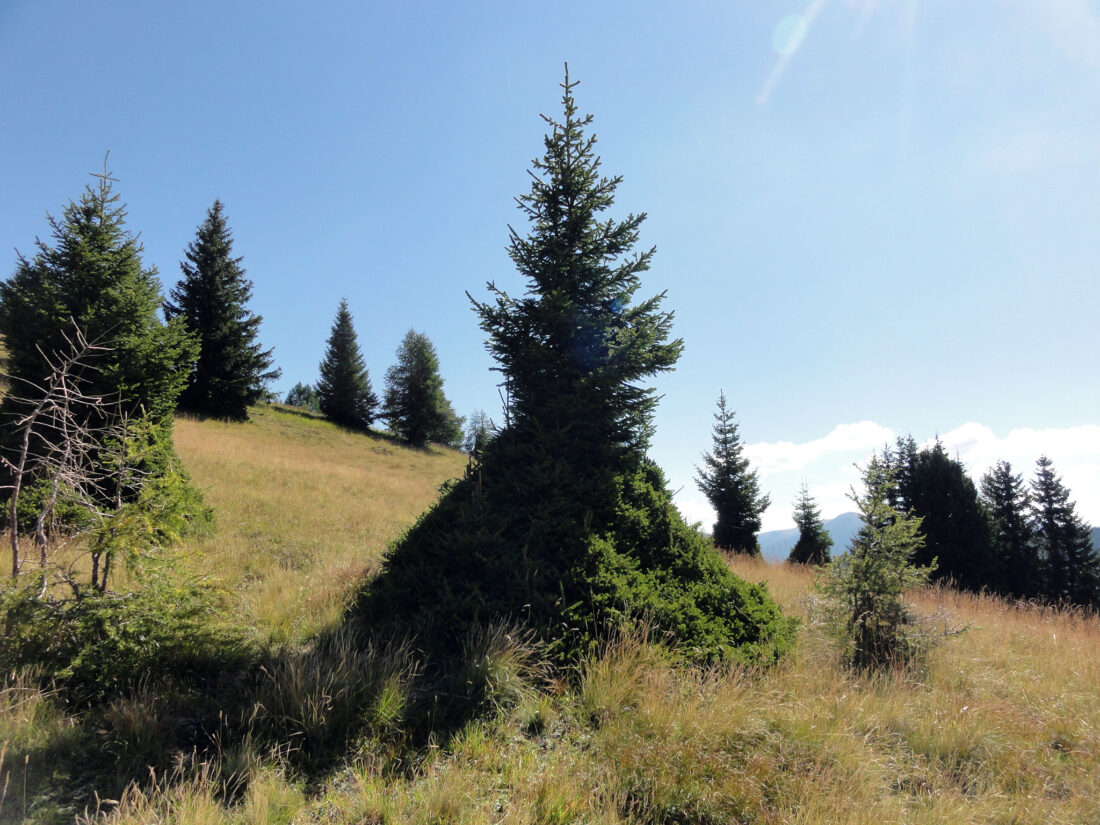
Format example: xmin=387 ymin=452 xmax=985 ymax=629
xmin=676 ymin=420 xmax=1100 ymax=536
xmin=746 ymin=420 xmax=894 ymax=474
xmin=934 ymin=423 xmax=1100 ymax=525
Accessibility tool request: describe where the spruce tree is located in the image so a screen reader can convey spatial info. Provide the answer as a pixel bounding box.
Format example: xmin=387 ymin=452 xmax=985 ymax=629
xmin=164 ymin=200 xmax=279 ymax=420
xmin=0 ymin=164 xmax=196 ymax=425
xmin=891 ymin=438 xmax=996 ymax=593
xmin=359 ymin=68 xmax=794 ymax=665
xmin=788 ymin=483 xmax=833 ymax=565
xmin=817 ymin=455 xmax=931 ymax=670
xmin=316 ymin=299 xmax=377 ymax=430
xmin=1030 ymin=455 xmax=1098 ymax=606
xmin=382 ymin=330 xmax=462 ymax=448
xmin=980 ymin=460 xmax=1040 ymax=599
xmin=695 ymin=392 xmax=770 ymax=555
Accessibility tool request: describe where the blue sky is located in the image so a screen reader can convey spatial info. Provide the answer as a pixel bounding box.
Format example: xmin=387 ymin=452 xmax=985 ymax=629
xmin=2 ymin=1 xmax=1098 ymax=532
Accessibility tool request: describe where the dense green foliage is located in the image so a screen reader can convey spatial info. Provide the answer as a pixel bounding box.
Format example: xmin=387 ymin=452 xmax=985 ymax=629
xmin=818 ymin=455 xmax=933 ymax=670
xmin=888 ymin=438 xmax=995 ymax=592
xmin=0 ymin=166 xmax=196 ymax=428
xmin=1030 ymin=455 xmax=1098 ymax=606
xmin=0 ymin=165 xmax=200 ymax=532
xmin=787 ymin=483 xmax=832 ymax=565
xmin=316 ymin=299 xmax=378 ymax=429
xmin=363 ymin=459 xmax=795 ymax=665
xmin=695 ymin=392 xmax=770 ymax=555
xmin=383 ymin=330 xmax=462 ymax=448
xmin=980 ymin=459 xmax=1042 ymax=599
xmin=360 ymin=70 xmax=795 ymax=665
xmin=164 ymin=200 xmax=279 ymax=420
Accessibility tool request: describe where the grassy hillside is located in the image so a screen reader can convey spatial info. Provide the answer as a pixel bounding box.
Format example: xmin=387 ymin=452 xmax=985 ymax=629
xmin=173 ymin=405 xmax=468 ymax=643
xmin=2 ymin=405 xmax=1099 ymax=824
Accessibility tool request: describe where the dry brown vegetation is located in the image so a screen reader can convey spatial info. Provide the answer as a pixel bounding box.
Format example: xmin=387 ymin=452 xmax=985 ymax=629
xmin=3 ymin=405 xmax=1099 ymax=824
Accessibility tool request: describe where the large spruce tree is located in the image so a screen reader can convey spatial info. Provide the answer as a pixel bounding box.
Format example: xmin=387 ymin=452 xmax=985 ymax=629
xmin=1030 ymin=455 xmax=1098 ymax=606
xmin=0 ymin=163 xmax=202 ymax=540
xmin=788 ymin=483 xmax=833 ymax=565
xmin=0 ymin=166 xmax=196 ymax=426
xmin=358 ymin=69 xmax=794 ymax=665
xmin=889 ymin=438 xmax=995 ymax=593
xmin=165 ymin=200 xmax=279 ymax=420
xmin=980 ymin=460 xmax=1040 ymax=599
xmin=695 ymin=392 xmax=770 ymax=555
xmin=382 ymin=330 xmax=462 ymax=448
xmin=316 ymin=299 xmax=378 ymax=430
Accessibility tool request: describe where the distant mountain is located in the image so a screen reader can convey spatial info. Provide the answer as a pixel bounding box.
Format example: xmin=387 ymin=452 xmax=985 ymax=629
xmin=760 ymin=521 xmax=1099 ymax=562
xmin=758 ymin=512 xmax=863 ymax=563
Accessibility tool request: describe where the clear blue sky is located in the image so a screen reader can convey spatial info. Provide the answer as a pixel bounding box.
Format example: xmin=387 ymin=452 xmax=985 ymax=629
xmin=2 ymin=1 xmax=1097 ymax=531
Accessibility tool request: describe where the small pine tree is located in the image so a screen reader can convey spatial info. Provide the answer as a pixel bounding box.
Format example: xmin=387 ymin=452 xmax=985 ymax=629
xmin=382 ymin=330 xmax=462 ymax=448
xmin=695 ymin=392 xmax=770 ymax=555
xmin=817 ymin=455 xmax=932 ymax=670
xmin=787 ymin=484 xmax=832 ymax=565
xmin=164 ymin=200 xmax=280 ymax=420
xmin=284 ymin=382 xmax=320 ymax=413
xmin=1030 ymin=455 xmax=1098 ymax=606
xmin=980 ymin=460 xmax=1040 ymax=600
xmin=316 ymin=300 xmax=378 ymax=429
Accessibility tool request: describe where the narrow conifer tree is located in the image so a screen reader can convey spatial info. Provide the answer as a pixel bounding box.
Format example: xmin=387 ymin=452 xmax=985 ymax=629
xmin=980 ymin=460 xmax=1040 ymax=599
xmin=383 ymin=330 xmax=462 ymax=448
xmin=818 ymin=455 xmax=931 ymax=670
xmin=316 ymin=299 xmax=378 ymax=430
xmin=165 ymin=200 xmax=279 ymax=420
xmin=1030 ymin=455 xmax=1098 ymax=606
xmin=695 ymin=392 xmax=770 ymax=555
xmin=788 ymin=484 xmax=833 ymax=565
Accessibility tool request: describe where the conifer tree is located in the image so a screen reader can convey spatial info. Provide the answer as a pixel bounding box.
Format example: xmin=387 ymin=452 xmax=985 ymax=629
xmin=0 ymin=163 xmax=196 ymax=425
xmin=1030 ymin=455 xmax=1098 ymax=606
xmin=382 ymin=330 xmax=462 ymax=448
xmin=695 ymin=392 xmax=770 ymax=555
xmin=890 ymin=438 xmax=995 ymax=593
xmin=788 ymin=483 xmax=833 ymax=565
xmin=164 ymin=200 xmax=279 ymax=420
xmin=0 ymin=162 xmax=198 ymax=514
xmin=980 ymin=460 xmax=1040 ymax=599
xmin=316 ymin=299 xmax=377 ymax=429
xmin=818 ymin=455 xmax=931 ymax=670
xmin=360 ymin=68 xmax=794 ymax=665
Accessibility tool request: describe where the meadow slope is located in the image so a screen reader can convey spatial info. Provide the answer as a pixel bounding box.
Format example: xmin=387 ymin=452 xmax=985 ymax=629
xmin=1 ymin=405 xmax=1097 ymax=824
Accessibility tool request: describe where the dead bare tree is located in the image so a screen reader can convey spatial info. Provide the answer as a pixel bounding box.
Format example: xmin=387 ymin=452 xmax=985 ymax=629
xmin=0 ymin=323 xmax=139 ymax=593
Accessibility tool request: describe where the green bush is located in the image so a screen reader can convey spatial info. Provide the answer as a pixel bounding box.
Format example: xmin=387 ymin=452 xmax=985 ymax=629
xmin=0 ymin=573 xmax=244 ymax=704
xmin=358 ymin=455 xmax=796 ymax=667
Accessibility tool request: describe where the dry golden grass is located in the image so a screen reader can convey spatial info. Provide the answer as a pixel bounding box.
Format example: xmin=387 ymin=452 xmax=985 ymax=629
xmin=173 ymin=404 xmax=467 ymax=642
xmin=11 ymin=407 xmax=1100 ymax=824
